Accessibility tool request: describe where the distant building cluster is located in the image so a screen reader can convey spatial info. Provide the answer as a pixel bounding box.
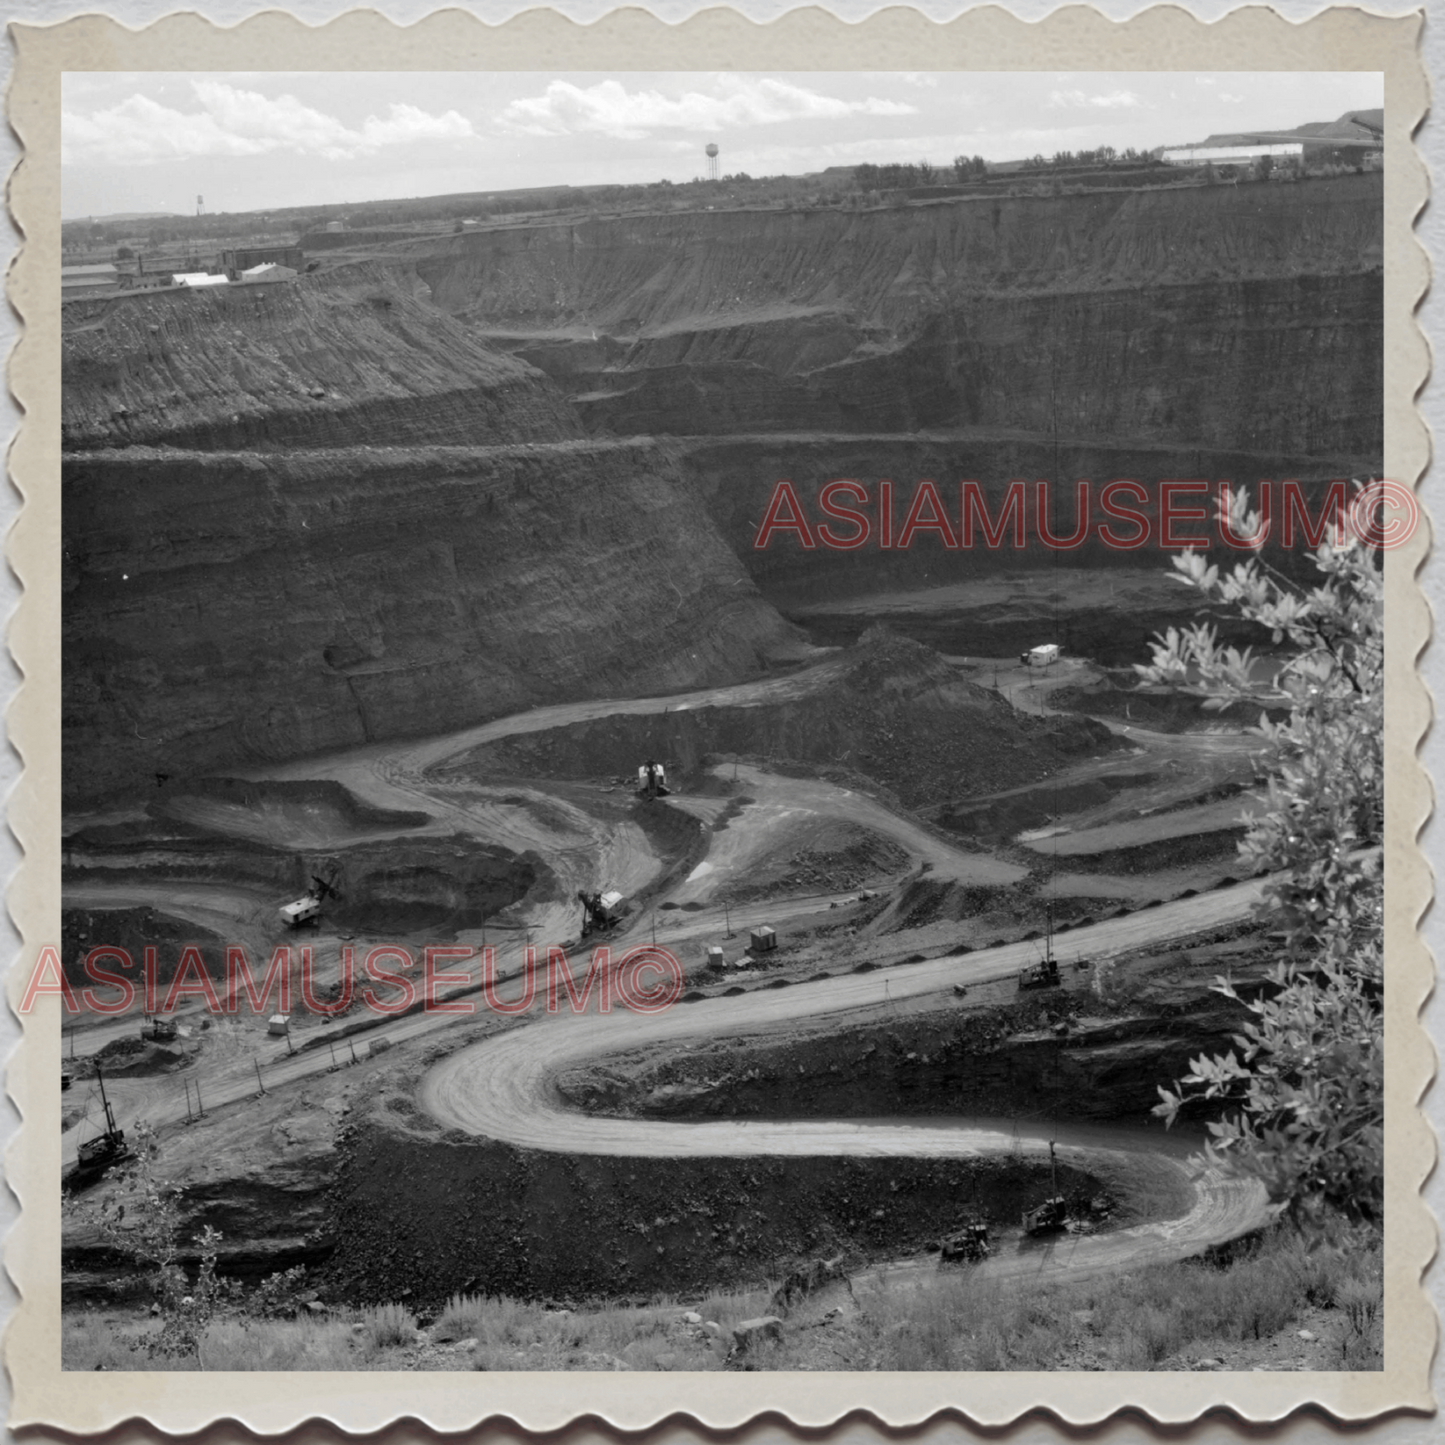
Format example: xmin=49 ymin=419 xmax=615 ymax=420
xmin=60 ymin=262 xmax=120 ymax=297
xmin=1161 ymin=143 xmax=1304 ymax=166
xmin=62 ymin=244 xmax=305 ymax=302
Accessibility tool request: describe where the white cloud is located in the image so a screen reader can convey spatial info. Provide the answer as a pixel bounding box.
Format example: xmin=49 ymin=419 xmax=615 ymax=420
xmin=61 ymin=80 xmax=474 ymax=166
xmin=497 ymin=77 xmax=915 ymax=140
xmin=1048 ymin=88 xmax=1145 ymax=110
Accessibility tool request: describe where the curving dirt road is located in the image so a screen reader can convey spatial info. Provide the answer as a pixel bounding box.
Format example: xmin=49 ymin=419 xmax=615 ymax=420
xmin=66 ymin=661 xmax=1274 ymax=1281
xmin=419 ymin=879 xmax=1275 ymax=1279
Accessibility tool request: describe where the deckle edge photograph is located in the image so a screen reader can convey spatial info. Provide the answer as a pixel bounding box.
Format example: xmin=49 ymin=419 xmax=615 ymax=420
xmin=2 ymin=3 xmax=1435 ymax=1435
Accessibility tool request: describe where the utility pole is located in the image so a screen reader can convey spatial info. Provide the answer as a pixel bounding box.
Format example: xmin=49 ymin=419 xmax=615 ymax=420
xmin=253 ymin=1059 xmax=266 ymax=1096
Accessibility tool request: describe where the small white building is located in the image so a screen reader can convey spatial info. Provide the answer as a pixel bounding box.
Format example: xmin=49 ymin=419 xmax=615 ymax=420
xmin=267 ymin=1014 xmax=290 ymax=1037
xmin=750 ymin=925 xmax=777 ymax=953
xmin=239 ymin=262 xmax=297 ymax=283
xmin=172 ymin=271 xmax=229 ymax=288
xmin=1020 ymin=643 xmax=1061 ymax=668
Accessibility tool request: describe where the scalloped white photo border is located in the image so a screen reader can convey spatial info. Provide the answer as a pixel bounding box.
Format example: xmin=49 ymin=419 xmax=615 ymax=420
xmin=4 ymin=5 xmax=1432 ymax=1433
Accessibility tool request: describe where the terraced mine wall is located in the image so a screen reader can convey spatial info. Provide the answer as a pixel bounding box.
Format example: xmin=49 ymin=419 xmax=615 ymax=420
xmin=61 ymin=266 xmax=584 ymax=453
xmin=62 ymin=175 xmax=1380 ymax=795
xmin=411 ymin=175 xmax=1381 ymax=637
xmin=416 ymin=175 xmax=1381 ymax=459
xmin=62 ymin=440 xmax=799 ymax=800
xmin=559 ymin=982 xmax=1254 ymax=1126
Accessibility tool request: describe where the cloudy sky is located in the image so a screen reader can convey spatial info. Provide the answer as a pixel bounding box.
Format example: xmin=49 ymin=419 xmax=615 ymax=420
xmin=60 ymin=70 xmax=1384 ymax=219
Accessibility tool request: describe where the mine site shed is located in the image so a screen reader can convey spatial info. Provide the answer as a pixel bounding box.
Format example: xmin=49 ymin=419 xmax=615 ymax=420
xmin=221 ymin=244 xmax=305 ymax=274
xmin=239 ymin=262 xmax=298 ymax=284
xmin=60 ymin=262 xmax=119 ymax=296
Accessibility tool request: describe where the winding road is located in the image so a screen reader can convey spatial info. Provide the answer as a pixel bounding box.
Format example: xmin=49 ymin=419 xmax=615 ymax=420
xmin=419 ymin=879 xmax=1276 ymax=1279
xmin=65 ymin=657 xmax=1275 ymax=1278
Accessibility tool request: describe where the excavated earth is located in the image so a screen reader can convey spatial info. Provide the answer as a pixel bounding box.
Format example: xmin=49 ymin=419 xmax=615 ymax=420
xmin=60 ymin=174 xmax=1379 ymax=1318
xmin=438 ymin=627 xmax=1118 ymax=810
xmin=64 ymin=173 xmax=1380 ymax=803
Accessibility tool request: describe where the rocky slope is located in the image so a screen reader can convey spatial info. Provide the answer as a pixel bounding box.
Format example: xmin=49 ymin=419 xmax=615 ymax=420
xmin=444 ymin=627 xmax=1118 ymax=809
xmin=61 ymin=176 xmax=1381 ymax=798
xmin=62 ymin=439 xmax=800 ymax=800
xmin=61 ymin=264 xmax=582 ymax=452
xmin=414 ymin=175 xmax=1382 ymax=458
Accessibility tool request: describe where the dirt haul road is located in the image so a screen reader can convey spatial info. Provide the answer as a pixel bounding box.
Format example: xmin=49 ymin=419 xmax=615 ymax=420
xmin=419 ymin=878 xmax=1275 ymax=1281
xmin=237 ymin=659 xmax=853 ymax=947
xmin=238 ymin=662 xmax=1020 ymax=949
xmin=63 ymin=875 xmax=1270 ymax=1179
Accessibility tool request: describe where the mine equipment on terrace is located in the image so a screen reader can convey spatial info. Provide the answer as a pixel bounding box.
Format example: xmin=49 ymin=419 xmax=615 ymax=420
xmin=940 ymin=1219 xmax=991 ymax=1264
xmin=636 ymin=759 xmax=671 ymax=798
xmin=280 ymin=872 xmax=340 ymax=928
xmin=1017 ymin=955 xmax=1061 ymax=990
xmin=578 ymin=889 xmax=627 ymax=939
xmin=1017 ymin=918 xmax=1062 ymax=991
xmin=1021 ymin=1140 xmax=1069 ymax=1236
xmin=65 ymin=1063 xmax=132 ymax=1191
xmin=140 ymin=1014 xmax=178 ymax=1043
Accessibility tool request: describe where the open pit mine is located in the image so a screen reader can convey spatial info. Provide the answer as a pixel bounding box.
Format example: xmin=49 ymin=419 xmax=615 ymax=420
xmin=60 ymin=171 xmax=1380 ymax=1355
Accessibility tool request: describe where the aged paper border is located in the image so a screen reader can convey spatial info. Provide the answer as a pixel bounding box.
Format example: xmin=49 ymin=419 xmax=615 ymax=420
xmin=5 ymin=4 xmax=1432 ymax=1433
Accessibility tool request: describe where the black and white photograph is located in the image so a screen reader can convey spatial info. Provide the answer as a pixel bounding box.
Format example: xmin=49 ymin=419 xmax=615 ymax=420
xmin=43 ymin=56 xmax=1397 ymax=1386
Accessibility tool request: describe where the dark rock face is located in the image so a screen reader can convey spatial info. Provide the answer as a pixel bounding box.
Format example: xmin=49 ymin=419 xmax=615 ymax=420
xmin=62 ymin=441 xmax=800 ymax=800
xmin=321 ymin=1132 xmax=1100 ymax=1307
xmin=416 ymin=175 xmax=1382 ymax=458
xmin=559 ymin=972 xmax=1260 ymax=1126
xmin=61 ymin=265 xmax=584 ymax=453
xmin=61 ymin=175 xmax=1381 ymax=799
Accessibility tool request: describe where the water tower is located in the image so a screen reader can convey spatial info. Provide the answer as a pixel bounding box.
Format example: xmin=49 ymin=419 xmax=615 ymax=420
xmin=705 ymin=143 xmax=719 ymax=181
xmin=196 ymin=194 xmax=204 ymax=217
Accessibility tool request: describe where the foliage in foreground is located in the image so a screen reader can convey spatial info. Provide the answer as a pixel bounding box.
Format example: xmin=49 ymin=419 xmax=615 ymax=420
xmin=93 ymin=1125 xmax=239 ymax=1362
xmin=63 ymin=1220 xmax=1382 ymax=1373
xmin=1140 ymin=487 xmax=1384 ymax=1222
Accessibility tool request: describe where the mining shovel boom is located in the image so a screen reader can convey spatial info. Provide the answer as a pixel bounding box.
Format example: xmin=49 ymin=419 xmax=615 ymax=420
xmin=1022 ymin=1140 xmax=1069 ymax=1236
xmin=65 ymin=1063 xmax=133 ymax=1191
